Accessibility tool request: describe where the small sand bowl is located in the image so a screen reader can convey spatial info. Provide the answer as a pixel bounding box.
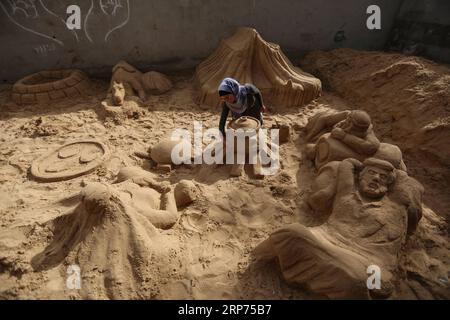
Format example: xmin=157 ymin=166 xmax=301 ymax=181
xmin=226 ymin=116 xmax=261 ymax=157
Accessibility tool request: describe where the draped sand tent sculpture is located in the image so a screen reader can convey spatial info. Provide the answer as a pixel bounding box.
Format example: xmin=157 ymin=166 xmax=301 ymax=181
xmin=194 ymin=27 xmax=322 ymax=108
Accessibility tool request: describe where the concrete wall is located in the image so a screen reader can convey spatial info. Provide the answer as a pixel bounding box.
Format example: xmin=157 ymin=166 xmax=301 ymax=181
xmin=0 ymin=0 xmax=403 ymax=83
xmin=387 ymin=0 xmax=450 ymax=63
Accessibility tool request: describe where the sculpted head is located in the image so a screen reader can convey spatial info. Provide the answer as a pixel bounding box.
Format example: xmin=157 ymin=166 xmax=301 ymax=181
xmin=359 ymin=158 xmax=395 ymax=199
xmin=112 ymin=81 xmax=125 ymax=105
xmin=340 ymin=110 xmax=372 ymax=138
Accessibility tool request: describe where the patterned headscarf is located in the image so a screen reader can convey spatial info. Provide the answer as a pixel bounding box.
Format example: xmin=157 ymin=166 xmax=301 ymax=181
xmin=218 ymin=78 xmax=248 ymax=115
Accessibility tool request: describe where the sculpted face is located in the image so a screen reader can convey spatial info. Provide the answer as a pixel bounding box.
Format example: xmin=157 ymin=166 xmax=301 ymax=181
xmin=359 ymin=165 xmax=392 ymax=198
xmin=112 ymin=81 xmax=125 ymax=105
xmin=348 ymin=123 xmax=368 ymax=138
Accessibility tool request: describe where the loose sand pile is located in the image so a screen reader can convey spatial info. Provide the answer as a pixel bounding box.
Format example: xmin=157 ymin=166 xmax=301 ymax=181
xmin=0 ymin=51 xmax=448 ymax=299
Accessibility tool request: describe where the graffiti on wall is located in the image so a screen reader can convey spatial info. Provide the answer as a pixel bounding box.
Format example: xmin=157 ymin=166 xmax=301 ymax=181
xmin=0 ymin=0 xmax=131 ymax=46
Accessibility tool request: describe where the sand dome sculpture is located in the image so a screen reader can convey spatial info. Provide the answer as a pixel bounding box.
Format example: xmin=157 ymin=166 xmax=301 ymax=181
xmin=194 ymin=27 xmax=322 ymax=108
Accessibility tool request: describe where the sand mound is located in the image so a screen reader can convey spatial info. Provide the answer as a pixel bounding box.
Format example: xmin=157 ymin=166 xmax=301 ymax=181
xmin=194 ymin=27 xmax=321 ymax=108
xmin=301 ymin=49 xmax=450 ymax=166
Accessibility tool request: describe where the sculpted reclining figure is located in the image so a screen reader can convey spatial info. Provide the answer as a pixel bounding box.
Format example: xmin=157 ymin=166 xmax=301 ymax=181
xmin=107 ymin=61 xmax=173 ymax=106
xmin=31 ymin=166 xmax=182 ymax=298
xmin=255 ymin=158 xmax=424 ymax=299
xmin=305 ymin=110 xmax=381 ymax=168
xmin=32 ymin=166 xmax=179 ymax=270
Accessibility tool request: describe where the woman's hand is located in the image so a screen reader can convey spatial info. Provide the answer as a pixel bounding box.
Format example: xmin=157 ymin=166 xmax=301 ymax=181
xmin=261 ymin=105 xmax=267 ymax=113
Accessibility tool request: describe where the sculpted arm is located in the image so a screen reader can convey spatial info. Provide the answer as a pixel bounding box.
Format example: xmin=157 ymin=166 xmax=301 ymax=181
xmin=340 ymin=130 xmax=380 ymax=155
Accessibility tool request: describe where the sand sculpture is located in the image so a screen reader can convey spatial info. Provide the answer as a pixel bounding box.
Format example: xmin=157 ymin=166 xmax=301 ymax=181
xmin=300 ymin=48 xmax=450 ymax=168
xmin=100 ymin=94 xmax=146 ymax=123
xmin=108 ymin=61 xmax=172 ymax=106
xmin=225 ymin=116 xmax=266 ymax=178
xmin=305 ymin=110 xmax=407 ymax=170
xmin=256 ymin=157 xmax=424 ymax=299
xmin=12 ymin=69 xmax=91 ymax=104
xmin=149 ymin=138 xmax=192 ymax=172
xmin=142 ymin=71 xmax=173 ymax=95
xmin=307 ymin=159 xmax=424 ymax=233
xmin=109 ymin=81 xmax=127 ymax=106
xmin=194 ymin=27 xmax=321 ymax=108
xmin=30 ymin=140 xmax=109 ymax=182
xmin=31 ymin=166 xmax=181 ymax=298
xmin=174 ymin=180 xmax=198 ymax=207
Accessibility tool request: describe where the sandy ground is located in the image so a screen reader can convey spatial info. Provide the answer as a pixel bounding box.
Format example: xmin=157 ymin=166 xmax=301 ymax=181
xmin=0 ymin=50 xmax=449 ymax=299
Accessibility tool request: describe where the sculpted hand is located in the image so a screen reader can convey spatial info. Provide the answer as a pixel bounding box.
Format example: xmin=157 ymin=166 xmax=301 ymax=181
xmin=345 ymin=158 xmax=363 ymax=170
xmin=331 ymin=127 xmax=346 ymax=140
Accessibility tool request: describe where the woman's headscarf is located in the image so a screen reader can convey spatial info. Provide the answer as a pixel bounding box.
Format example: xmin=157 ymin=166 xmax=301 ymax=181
xmin=218 ymin=78 xmax=248 ymax=115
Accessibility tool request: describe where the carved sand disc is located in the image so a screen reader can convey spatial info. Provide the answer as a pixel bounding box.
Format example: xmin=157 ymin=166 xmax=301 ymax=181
xmin=31 ymin=140 xmax=109 ymax=182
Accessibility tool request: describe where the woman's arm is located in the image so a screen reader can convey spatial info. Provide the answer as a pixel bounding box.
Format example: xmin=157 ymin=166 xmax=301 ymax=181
xmin=219 ymin=103 xmax=229 ymax=137
xmin=245 ymin=84 xmax=264 ymax=111
xmin=255 ymin=90 xmax=264 ymax=111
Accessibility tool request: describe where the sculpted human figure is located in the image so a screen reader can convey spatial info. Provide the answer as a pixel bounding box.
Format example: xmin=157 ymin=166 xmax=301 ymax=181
xmin=32 ymin=166 xmax=179 ymax=271
xmin=31 ymin=166 xmax=182 ymax=298
xmin=112 ymin=166 xmax=179 ymax=229
xmin=256 ymin=158 xmax=423 ymax=299
xmin=305 ymin=110 xmax=380 ymax=168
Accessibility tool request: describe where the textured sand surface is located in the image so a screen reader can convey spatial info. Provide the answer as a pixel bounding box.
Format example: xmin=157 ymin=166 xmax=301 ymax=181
xmin=0 ymin=51 xmax=448 ymax=299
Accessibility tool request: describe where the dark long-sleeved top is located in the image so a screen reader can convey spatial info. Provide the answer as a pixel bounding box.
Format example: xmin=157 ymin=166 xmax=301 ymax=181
xmin=219 ymin=83 xmax=264 ymax=136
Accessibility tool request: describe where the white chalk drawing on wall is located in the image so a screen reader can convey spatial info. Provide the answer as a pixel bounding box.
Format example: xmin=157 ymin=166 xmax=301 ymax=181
xmin=34 ymin=43 xmax=56 ymax=56
xmin=84 ymin=0 xmax=130 ymax=43
xmin=0 ymin=0 xmax=65 ymax=46
xmin=1 ymin=0 xmax=130 ymax=45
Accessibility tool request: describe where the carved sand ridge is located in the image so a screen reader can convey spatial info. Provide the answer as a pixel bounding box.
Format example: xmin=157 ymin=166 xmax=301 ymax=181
xmin=194 ymin=27 xmax=322 ymax=108
xmin=12 ymin=70 xmax=91 ymax=104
